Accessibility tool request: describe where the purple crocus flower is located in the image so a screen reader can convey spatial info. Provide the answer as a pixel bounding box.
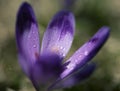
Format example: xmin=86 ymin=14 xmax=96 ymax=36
xmin=15 ymin=2 xmax=110 ymax=91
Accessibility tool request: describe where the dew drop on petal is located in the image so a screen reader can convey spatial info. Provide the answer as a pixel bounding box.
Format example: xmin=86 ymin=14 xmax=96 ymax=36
xmin=60 ymin=46 xmax=64 ymax=50
xmin=62 ymin=53 xmax=65 ymax=57
xmin=67 ymin=63 xmax=75 ymax=70
xmin=75 ymin=60 xmax=78 ymax=64
xmin=79 ymin=54 xmax=82 ymax=58
xmin=33 ymin=44 xmax=37 ymax=48
xmin=84 ymin=51 xmax=88 ymax=56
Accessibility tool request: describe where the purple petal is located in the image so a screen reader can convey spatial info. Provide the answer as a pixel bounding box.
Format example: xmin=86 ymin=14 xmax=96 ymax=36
xmin=41 ymin=10 xmax=75 ymax=58
xmin=61 ymin=26 xmax=110 ymax=79
xmin=18 ymin=53 xmax=40 ymax=91
xmin=48 ymin=63 xmax=95 ymax=89
xmin=30 ymin=52 xmax=63 ymax=89
xmin=16 ymin=2 xmax=40 ymax=62
xmin=18 ymin=53 xmax=31 ymax=77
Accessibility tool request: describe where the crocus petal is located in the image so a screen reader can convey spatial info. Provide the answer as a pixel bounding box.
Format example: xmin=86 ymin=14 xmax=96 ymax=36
xmin=18 ymin=53 xmax=31 ymax=77
xmin=41 ymin=11 xmax=75 ymax=58
xmin=18 ymin=53 xmax=40 ymax=91
xmin=30 ymin=52 xmax=64 ymax=90
xmin=32 ymin=52 xmax=63 ymax=84
xmin=16 ymin=2 xmax=40 ymax=63
xmin=61 ymin=26 xmax=110 ymax=79
xmin=48 ymin=63 xmax=95 ymax=89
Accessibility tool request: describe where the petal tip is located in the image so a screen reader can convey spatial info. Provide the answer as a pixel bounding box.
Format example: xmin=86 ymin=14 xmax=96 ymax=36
xmin=48 ymin=10 xmax=75 ymax=35
xmin=99 ymin=26 xmax=110 ymax=36
xmin=91 ymin=26 xmax=110 ymax=43
xmin=19 ymin=2 xmax=33 ymax=15
xmin=20 ymin=2 xmax=31 ymax=9
xmin=16 ymin=2 xmax=37 ymax=34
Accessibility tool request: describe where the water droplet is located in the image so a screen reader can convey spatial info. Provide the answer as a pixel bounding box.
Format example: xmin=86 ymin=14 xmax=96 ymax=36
xmin=67 ymin=63 xmax=75 ymax=69
xmin=60 ymin=46 xmax=66 ymax=52
xmin=33 ymin=45 xmax=37 ymax=48
xmin=60 ymin=46 xmax=63 ymax=50
xmin=75 ymin=60 xmax=78 ymax=64
xmin=84 ymin=51 xmax=88 ymax=56
xmin=62 ymin=53 xmax=65 ymax=57
xmin=79 ymin=54 xmax=82 ymax=58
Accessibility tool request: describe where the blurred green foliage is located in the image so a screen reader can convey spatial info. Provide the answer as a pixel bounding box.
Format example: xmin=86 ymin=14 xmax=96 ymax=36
xmin=0 ymin=0 xmax=120 ymax=91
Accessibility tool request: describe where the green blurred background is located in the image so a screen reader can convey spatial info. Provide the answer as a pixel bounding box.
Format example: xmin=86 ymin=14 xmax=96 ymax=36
xmin=0 ymin=0 xmax=120 ymax=91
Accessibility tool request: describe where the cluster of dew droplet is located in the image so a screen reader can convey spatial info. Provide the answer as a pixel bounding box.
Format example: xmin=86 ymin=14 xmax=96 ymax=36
xmin=29 ymin=24 xmax=39 ymax=49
